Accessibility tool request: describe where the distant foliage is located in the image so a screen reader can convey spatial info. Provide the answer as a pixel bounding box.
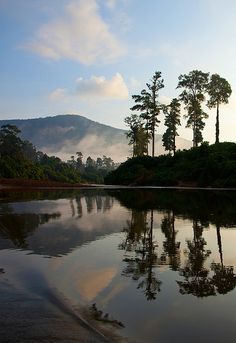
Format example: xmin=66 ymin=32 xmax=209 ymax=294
xmin=0 ymin=125 xmax=115 ymax=184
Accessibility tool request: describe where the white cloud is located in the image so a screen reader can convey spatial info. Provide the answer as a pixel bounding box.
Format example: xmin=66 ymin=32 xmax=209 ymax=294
xmin=49 ymin=88 xmax=67 ymax=101
xmin=49 ymin=73 xmax=129 ymax=101
xmin=24 ymin=0 xmax=125 ymax=64
xmin=75 ymin=73 xmax=129 ymax=99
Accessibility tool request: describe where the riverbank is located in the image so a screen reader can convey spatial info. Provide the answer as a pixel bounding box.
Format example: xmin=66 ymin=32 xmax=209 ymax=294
xmin=0 ymin=178 xmax=90 ymax=190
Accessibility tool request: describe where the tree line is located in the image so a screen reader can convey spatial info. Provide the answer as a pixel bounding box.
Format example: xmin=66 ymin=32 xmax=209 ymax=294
xmin=125 ymin=70 xmax=232 ymax=157
xmin=0 ymin=124 xmax=115 ymax=183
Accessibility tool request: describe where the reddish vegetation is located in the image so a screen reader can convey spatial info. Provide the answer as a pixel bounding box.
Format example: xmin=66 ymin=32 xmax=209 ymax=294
xmin=0 ymin=178 xmax=86 ymax=190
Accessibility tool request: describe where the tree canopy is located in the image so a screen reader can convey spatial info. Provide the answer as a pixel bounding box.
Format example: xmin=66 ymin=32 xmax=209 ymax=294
xmin=124 ymin=69 xmax=232 ymax=157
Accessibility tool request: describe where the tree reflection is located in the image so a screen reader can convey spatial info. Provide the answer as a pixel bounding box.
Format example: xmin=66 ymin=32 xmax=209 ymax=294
xmin=177 ymin=220 xmax=215 ymax=297
xmin=78 ymin=193 xmax=114 ymax=215
xmin=0 ymin=212 xmax=61 ymax=248
xmin=211 ymin=225 xmax=236 ymax=294
xmin=161 ymin=210 xmax=180 ymax=271
xmin=120 ymin=209 xmax=161 ymax=300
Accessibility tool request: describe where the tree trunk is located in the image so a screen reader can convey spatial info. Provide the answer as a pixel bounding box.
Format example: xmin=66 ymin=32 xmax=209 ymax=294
xmin=152 ymin=123 xmax=155 ymax=157
xmin=173 ymin=129 xmax=176 ymax=155
xmin=216 ymin=224 xmax=223 ymax=266
xmin=193 ymin=129 xmax=197 ymax=147
xmin=215 ymin=102 xmax=219 ymax=143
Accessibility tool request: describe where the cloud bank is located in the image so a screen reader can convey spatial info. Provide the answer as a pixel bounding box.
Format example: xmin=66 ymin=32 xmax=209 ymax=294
xmin=49 ymin=73 xmax=129 ymax=101
xmin=24 ymin=0 xmax=125 ymax=64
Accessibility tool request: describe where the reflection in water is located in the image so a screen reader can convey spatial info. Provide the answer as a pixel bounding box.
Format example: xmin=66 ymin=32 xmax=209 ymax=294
xmin=110 ymin=189 xmax=236 ymax=299
xmin=161 ymin=210 xmax=180 ymax=271
xmin=2 ymin=189 xmax=236 ymax=342
xmin=0 ymin=213 xmax=61 ymax=249
xmin=120 ymin=209 xmax=161 ymax=300
xmin=0 ymin=190 xmax=116 ymax=256
xmin=211 ymin=225 xmax=236 ymax=294
xmin=177 ymin=220 xmax=214 ymax=297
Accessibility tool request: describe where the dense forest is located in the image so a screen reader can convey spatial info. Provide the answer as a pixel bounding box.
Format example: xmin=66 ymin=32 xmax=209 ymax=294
xmin=105 ymin=142 xmax=236 ymax=187
xmin=0 ymin=124 xmax=115 ymax=184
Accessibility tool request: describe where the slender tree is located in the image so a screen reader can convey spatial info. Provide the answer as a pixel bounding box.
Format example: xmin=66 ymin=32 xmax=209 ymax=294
xmin=177 ymin=70 xmax=209 ymax=147
xmin=162 ymin=98 xmax=181 ymax=155
xmin=207 ymin=74 xmax=232 ymax=143
xmin=131 ymin=72 xmax=164 ymax=157
xmin=146 ymin=72 xmax=164 ymax=156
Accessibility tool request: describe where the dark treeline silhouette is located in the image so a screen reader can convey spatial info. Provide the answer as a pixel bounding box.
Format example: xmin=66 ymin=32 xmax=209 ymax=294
xmin=105 ymin=142 xmax=236 ymax=187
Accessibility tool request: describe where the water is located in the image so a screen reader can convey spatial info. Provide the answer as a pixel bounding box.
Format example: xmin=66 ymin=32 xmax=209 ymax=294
xmin=1 ymin=188 xmax=236 ymax=342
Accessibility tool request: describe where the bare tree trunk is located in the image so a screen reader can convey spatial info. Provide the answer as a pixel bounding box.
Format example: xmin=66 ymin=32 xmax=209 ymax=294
xmin=215 ymin=102 xmax=219 ymax=144
xmin=152 ymin=121 xmax=155 ymax=157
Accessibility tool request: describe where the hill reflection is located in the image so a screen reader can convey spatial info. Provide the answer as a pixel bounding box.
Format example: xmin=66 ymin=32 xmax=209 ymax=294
xmin=0 ymin=189 xmax=116 ymax=257
xmin=1 ymin=188 xmax=236 ymax=298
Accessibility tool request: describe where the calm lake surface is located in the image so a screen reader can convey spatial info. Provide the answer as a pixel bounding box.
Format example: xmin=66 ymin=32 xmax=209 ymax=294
xmin=1 ymin=188 xmax=236 ymax=342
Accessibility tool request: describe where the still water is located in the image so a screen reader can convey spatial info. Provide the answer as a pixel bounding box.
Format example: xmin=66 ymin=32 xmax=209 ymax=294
xmin=1 ymin=188 xmax=236 ymax=342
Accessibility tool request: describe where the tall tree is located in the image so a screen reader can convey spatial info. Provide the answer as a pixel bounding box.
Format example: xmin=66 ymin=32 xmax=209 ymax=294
xmin=207 ymin=74 xmax=232 ymax=143
xmin=146 ymin=72 xmax=164 ymax=157
xmin=131 ymin=72 xmax=164 ymax=157
xmin=124 ymin=114 xmax=149 ymax=157
xmin=162 ymin=98 xmax=181 ymax=155
xmin=177 ymin=70 xmax=209 ymax=147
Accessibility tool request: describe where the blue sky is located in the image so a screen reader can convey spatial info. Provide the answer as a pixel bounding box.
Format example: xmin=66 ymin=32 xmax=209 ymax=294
xmin=1 ymin=0 xmax=236 ymax=143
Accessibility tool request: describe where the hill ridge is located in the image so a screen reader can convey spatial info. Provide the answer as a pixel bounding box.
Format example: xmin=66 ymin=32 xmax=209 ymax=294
xmin=0 ymin=114 xmax=191 ymax=162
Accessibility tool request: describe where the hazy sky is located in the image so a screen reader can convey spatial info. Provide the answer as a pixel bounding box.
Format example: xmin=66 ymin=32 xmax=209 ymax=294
xmin=1 ymin=0 xmax=236 ymax=143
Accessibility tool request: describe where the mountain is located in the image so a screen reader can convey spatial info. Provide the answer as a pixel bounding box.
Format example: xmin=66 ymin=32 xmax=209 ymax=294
xmin=0 ymin=114 xmax=191 ymax=162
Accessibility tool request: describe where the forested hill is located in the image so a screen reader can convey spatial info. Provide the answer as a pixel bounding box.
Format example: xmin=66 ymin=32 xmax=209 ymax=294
xmin=0 ymin=115 xmax=191 ymax=162
xmin=0 ymin=115 xmax=126 ymax=162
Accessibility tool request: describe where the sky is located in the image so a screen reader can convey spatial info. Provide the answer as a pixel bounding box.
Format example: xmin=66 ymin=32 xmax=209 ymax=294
xmin=1 ymin=0 xmax=236 ymax=143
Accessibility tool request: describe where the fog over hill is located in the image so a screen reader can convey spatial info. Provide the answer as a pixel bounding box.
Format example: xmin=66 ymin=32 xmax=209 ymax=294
xmin=0 ymin=114 xmax=191 ymax=162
